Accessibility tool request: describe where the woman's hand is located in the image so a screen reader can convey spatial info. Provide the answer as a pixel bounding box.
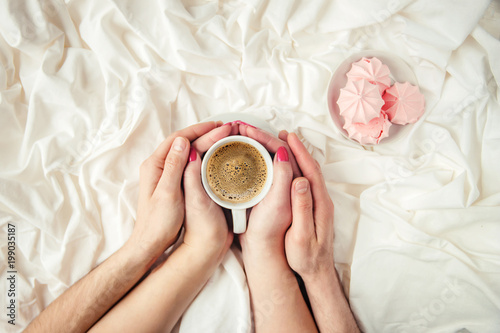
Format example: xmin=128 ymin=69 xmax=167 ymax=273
xmin=240 ymin=146 xmax=293 ymax=251
xmin=238 ymin=125 xmax=294 ymax=254
xmin=239 ymin=125 xmax=301 ymax=178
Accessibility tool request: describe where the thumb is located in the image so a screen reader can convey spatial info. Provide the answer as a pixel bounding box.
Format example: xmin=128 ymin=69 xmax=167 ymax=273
xmin=267 ymin=146 xmax=293 ymax=203
xmin=183 ymin=148 xmax=206 ymax=204
xmin=290 ymin=178 xmax=315 ymax=239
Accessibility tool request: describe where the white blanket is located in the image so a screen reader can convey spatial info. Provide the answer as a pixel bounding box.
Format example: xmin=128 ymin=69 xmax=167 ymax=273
xmin=1 ymin=0 xmax=499 ymax=332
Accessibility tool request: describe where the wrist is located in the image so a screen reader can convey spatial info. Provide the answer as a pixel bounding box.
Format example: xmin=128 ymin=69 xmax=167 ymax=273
xmin=182 ymin=231 xmax=230 ymax=262
xmin=123 ymin=235 xmax=170 ymax=268
xmin=241 ymin=236 xmax=289 ymax=268
xmin=181 ymin=241 xmax=225 ymax=262
xmin=126 ymin=230 xmax=179 ymax=264
xmin=240 ymin=228 xmax=286 ymax=252
xmin=302 ymin=265 xmax=342 ymax=294
xmin=170 ymin=243 xmax=222 ymax=279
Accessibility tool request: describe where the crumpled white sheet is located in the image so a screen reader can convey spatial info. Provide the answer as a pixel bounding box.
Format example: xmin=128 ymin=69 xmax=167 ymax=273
xmin=1 ymin=0 xmax=499 ymax=332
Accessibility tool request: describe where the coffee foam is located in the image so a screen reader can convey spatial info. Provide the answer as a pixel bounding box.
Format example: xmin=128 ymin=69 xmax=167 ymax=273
xmin=207 ymin=142 xmax=267 ymax=203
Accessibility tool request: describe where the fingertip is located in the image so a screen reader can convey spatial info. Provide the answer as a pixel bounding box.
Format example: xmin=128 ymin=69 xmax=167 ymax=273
xmin=278 ymin=130 xmax=289 ymax=141
xmin=186 ymin=147 xmax=201 ymax=169
xmin=167 ymin=137 xmax=190 ymax=162
xmin=294 ymin=178 xmax=309 ymax=194
xmin=290 ymin=177 xmax=314 ymax=236
xmin=189 ymin=147 xmax=197 ymax=162
xmin=184 ymin=148 xmax=202 ymax=184
xmin=291 ymin=178 xmax=312 ymax=213
xmin=287 ymin=132 xmax=300 ymax=146
xmin=169 ymin=137 xmax=191 ymax=165
xmin=239 ymin=124 xmax=248 ymax=136
xmin=276 ymin=146 xmax=289 ymax=162
xmin=230 ymin=123 xmax=239 ymax=135
xmin=158 ymin=136 xmax=191 ymax=191
xmin=270 ymin=148 xmax=293 ymax=197
xmin=172 ymin=136 xmax=188 ymax=152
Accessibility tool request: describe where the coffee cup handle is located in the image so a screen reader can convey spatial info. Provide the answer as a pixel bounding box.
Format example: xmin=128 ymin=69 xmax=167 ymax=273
xmin=232 ymin=209 xmax=247 ymax=234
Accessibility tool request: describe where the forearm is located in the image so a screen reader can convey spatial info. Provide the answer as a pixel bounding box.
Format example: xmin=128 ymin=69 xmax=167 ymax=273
xmin=90 ymin=243 xmax=221 ymax=333
xmin=242 ymin=241 xmax=317 ymax=333
xmin=25 ymin=240 xmax=155 ymax=333
xmin=303 ymin=267 xmax=360 ymax=333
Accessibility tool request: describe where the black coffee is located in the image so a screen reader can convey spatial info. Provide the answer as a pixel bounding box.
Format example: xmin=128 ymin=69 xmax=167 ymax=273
xmin=207 ymin=142 xmax=267 ymax=203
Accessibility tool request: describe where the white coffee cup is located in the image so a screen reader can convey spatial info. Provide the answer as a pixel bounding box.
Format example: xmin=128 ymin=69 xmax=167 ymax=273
xmin=201 ymin=136 xmax=273 ymax=234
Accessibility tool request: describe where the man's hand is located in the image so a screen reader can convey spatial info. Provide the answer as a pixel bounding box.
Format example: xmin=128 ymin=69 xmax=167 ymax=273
xmin=284 ymin=133 xmax=335 ymax=278
xmin=238 ymin=125 xmax=317 ymax=333
xmin=131 ymin=136 xmax=190 ymax=259
xmin=24 ymin=121 xmax=224 ymax=333
xmin=182 ymin=124 xmax=235 ymax=263
xmin=284 ymin=132 xmax=360 ymax=333
xmin=89 ymin=123 xmax=237 ymax=333
xmin=128 ymin=122 xmax=228 ymax=262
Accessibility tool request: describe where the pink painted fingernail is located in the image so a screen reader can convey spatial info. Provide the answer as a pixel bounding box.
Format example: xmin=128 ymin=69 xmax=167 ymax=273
xmin=189 ymin=147 xmax=197 ymax=162
xmin=277 ymin=146 xmax=289 ymax=162
xmin=235 ymin=120 xmax=257 ymax=129
xmin=223 ymin=120 xmax=257 ymax=129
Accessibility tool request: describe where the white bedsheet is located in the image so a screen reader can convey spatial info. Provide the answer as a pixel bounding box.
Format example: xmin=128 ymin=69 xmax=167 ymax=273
xmin=1 ymin=0 xmax=499 ymax=332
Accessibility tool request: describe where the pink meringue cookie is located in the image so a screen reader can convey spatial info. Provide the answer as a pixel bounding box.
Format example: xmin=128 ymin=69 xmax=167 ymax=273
xmin=347 ymin=57 xmax=391 ymax=95
xmin=337 ymin=79 xmax=384 ymax=124
xmin=383 ymin=82 xmax=425 ymax=125
xmin=343 ymin=111 xmax=392 ymax=145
